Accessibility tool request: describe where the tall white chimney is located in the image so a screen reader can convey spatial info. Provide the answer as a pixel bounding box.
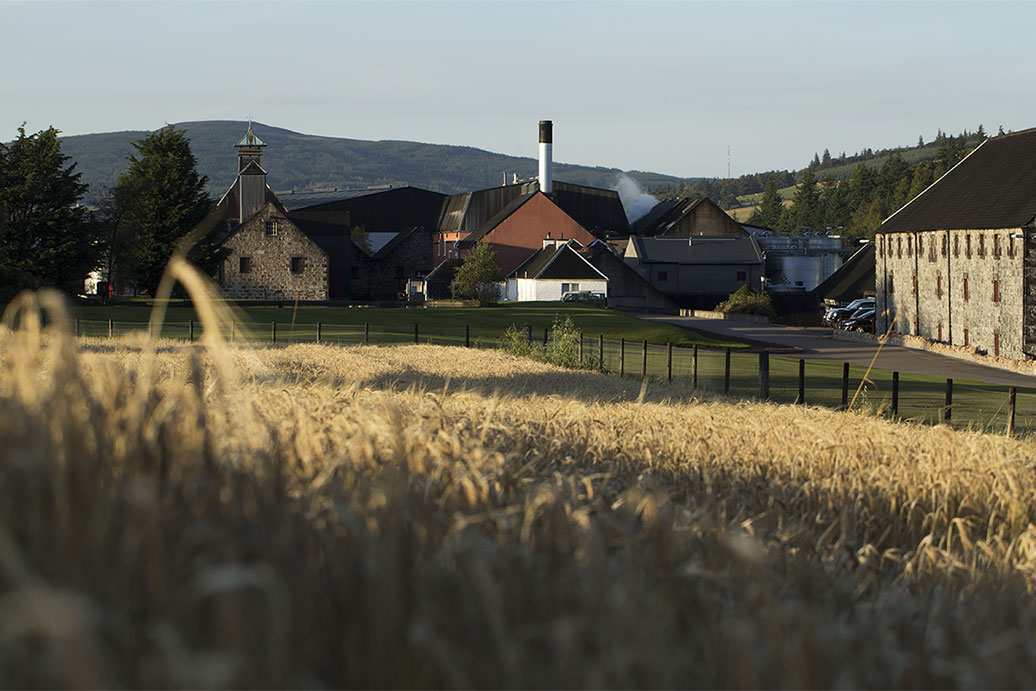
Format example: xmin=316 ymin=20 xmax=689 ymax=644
xmin=538 ymin=120 xmax=553 ymax=195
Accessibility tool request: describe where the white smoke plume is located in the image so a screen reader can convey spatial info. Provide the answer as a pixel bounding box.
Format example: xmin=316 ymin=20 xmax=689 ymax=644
xmin=612 ymin=174 xmax=658 ymax=225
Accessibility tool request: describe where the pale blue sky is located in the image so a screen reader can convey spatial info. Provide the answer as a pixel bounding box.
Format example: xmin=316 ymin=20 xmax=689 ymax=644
xmin=4 ymin=0 xmax=1034 ymax=178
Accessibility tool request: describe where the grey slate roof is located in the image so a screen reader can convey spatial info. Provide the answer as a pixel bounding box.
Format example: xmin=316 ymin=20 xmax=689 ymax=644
xmin=880 ymin=128 xmax=1036 ymax=233
xmin=628 ymin=236 xmax=763 ymax=265
xmin=276 ymin=186 xmax=399 ymax=212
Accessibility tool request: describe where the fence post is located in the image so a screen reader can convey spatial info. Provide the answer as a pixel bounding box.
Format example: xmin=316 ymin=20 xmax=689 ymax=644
xmin=1008 ymin=387 xmax=1017 ymax=437
xmin=944 ymin=378 xmax=953 ymax=423
xmin=692 ymin=345 xmax=698 ymax=389
xmin=758 ymin=352 xmax=770 ymax=400
xmin=797 ymin=358 xmax=805 ymax=404
xmin=230 ymin=321 xmax=235 ymax=343
xmin=543 ymin=327 xmax=549 ymax=346
xmin=598 ymin=334 xmax=604 ymax=372
xmin=108 ymin=319 xmax=113 ymax=338
xmin=667 ymin=342 xmax=672 ymax=382
xmin=620 ymin=338 xmax=625 ymax=376
xmin=526 ymin=324 xmax=532 ymax=345
xmin=465 ymin=324 xmax=470 ymax=348
xmin=364 ymin=322 xmax=369 ymax=345
xmin=75 ymin=318 xmax=80 ymax=338
xmin=578 ymin=331 xmax=583 ymax=365
xmin=317 ymin=321 xmax=322 ymax=343
xmin=189 ymin=319 xmax=194 ymax=342
xmin=891 ymin=371 xmax=899 ymax=416
xmin=414 ymin=323 xmax=419 ymax=344
xmin=272 ymin=321 xmax=277 ymax=343
xmin=841 ymin=362 xmax=850 ymax=408
xmin=641 ymin=339 xmax=648 ymax=378
xmin=723 ymin=348 xmax=731 ymax=394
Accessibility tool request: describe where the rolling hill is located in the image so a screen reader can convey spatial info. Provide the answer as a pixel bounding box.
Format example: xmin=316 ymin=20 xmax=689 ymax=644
xmin=57 ymin=120 xmax=696 ymax=201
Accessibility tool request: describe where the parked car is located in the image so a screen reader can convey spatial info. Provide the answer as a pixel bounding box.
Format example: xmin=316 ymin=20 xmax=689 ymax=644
xmin=841 ymin=308 xmax=875 ymax=333
xmin=562 ymin=291 xmax=606 ymax=303
xmin=824 ymin=298 xmax=875 ymax=325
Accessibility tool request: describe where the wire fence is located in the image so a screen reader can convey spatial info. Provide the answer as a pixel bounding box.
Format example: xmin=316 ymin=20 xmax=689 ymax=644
xmin=74 ymin=318 xmax=1036 ymax=437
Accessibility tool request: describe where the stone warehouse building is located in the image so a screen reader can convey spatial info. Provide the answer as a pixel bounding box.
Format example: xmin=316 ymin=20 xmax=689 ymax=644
xmin=876 ymin=127 xmax=1036 ymax=360
xmin=214 ymin=124 xmax=442 ymax=301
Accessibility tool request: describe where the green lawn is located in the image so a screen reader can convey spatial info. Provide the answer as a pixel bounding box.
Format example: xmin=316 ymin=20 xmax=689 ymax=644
xmin=68 ymin=301 xmax=744 ymax=349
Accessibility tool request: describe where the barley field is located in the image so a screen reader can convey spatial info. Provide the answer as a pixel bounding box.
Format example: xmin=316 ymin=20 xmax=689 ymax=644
xmin=4 ymin=293 xmax=1036 ymax=688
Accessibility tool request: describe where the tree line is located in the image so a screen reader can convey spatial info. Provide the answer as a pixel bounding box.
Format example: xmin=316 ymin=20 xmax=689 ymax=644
xmin=0 ymin=124 xmax=222 ymax=303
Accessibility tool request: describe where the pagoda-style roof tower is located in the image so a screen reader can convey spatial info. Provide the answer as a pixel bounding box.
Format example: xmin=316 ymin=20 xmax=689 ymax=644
xmin=235 ymin=120 xmax=266 ymax=172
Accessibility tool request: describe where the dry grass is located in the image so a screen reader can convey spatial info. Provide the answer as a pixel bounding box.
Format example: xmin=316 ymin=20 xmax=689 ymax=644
xmin=4 ymin=301 xmax=1036 ymax=687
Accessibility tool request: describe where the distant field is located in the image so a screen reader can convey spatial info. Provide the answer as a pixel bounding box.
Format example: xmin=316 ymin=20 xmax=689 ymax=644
xmin=6 ymin=327 xmax=1036 ymax=687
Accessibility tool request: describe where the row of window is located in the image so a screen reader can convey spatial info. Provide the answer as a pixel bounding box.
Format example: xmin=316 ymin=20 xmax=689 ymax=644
xmin=879 ymin=232 xmax=1016 ymax=260
xmin=902 ymin=321 xmax=1002 ymax=357
xmin=238 ymin=257 xmax=407 ymax=280
xmin=887 ymin=272 xmax=1002 ymax=303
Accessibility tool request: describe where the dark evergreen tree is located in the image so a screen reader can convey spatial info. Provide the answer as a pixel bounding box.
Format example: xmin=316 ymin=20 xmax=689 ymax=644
xmin=0 ymin=125 xmax=98 ymax=297
xmin=754 ymin=176 xmax=785 ymax=229
xmin=998 ymin=125 xmax=1006 ymax=136
xmin=821 ymin=148 xmax=831 ymax=166
xmin=113 ymin=126 xmax=214 ymax=295
xmin=976 ymin=124 xmax=986 ymax=140
xmin=791 ymin=167 xmax=821 ymax=232
xmin=918 ymin=135 xmax=925 ymax=147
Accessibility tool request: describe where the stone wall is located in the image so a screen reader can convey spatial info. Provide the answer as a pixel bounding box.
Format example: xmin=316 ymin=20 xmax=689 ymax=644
xmin=220 ymin=203 xmax=329 ymax=301
xmin=876 ymin=228 xmax=1024 ymax=359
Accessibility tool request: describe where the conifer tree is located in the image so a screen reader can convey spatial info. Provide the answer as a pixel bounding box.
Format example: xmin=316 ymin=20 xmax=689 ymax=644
xmin=113 ymin=125 xmax=214 ymax=295
xmin=0 ymin=124 xmax=98 ymax=297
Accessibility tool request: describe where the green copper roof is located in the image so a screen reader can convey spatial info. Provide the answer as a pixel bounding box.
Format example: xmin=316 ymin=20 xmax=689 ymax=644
xmin=235 ymin=124 xmax=265 ymax=148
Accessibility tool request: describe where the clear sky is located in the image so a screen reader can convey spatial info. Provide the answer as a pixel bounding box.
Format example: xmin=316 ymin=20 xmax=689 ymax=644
xmin=4 ymin=0 xmax=1035 ymax=178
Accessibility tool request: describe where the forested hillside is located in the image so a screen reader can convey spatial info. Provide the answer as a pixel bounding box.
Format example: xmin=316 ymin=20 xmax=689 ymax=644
xmin=58 ymin=121 xmax=694 ymax=201
xmin=651 ymin=125 xmax=999 ymax=243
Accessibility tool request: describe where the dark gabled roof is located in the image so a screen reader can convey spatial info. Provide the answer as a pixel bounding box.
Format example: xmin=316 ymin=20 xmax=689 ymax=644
xmin=366 ymin=225 xmax=426 ymax=260
xmin=287 ymin=214 xmax=348 ymax=237
xmin=814 ymin=242 xmax=875 ymax=301
xmin=880 ymin=128 xmax=1036 ymax=233
xmin=628 ymin=235 xmax=763 ymax=265
xmin=507 ymin=242 xmax=606 ymax=280
xmin=633 ymin=196 xmax=748 ymax=237
xmin=455 ymin=193 xmax=537 ymax=248
xmin=277 ymin=186 xmax=401 ymax=212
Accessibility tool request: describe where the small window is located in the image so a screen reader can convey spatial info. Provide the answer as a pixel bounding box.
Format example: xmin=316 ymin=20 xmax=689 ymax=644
xmin=1009 ymin=234 xmax=1016 ymax=258
xmin=993 ymin=279 xmax=1000 ymax=303
xmin=995 ymin=332 xmax=1001 ymax=357
xmin=966 ymin=234 xmax=972 ymax=258
xmin=964 ymin=328 xmax=969 ymax=346
xmin=978 ymin=234 xmax=986 ymax=258
xmin=897 ymin=237 xmax=902 ymax=258
xmin=936 ymin=274 xmax=942 ymax=298
xmin=929 ymin=235 xmax=936 ymax=262
xmin=963 ymin=276 xmax=970 ymax=301
xmin=912 ymin=272 xmax=918 ymax=297
xmin=657 ymin=271 xmax=668 ymax=281
xmin=954 ymin=234 xmax=960 ymax=257
xmin=291 ymin=256 xmax=305 ymax=274
xmin=941 ymin=233 xmax=947 ymax=257
xmin=907 ymin=236 xmax=913 ymax=257
xmin=938 ymin=323 xmax=943 ymax=341
xmin=239 ymin=256 xmax=252 ymax=273
xmin=350 ymin=265 xmax=359 ymax=279
xmin=888 ymin=271 xmax=894 ymax=292
xmin=994 ymin=234 xmax=1001 ymax=258
xmin=265 ymin=220 xmax=278 ymax=237
xmin=878 ymin=237 xmax=884 ymax=258
xmin=736 ymin=271 xmax=747 ymax=281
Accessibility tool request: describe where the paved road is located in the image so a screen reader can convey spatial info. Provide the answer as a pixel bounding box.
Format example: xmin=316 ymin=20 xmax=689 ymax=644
xmin=635 ymin=313 xmax=1036 ymax=389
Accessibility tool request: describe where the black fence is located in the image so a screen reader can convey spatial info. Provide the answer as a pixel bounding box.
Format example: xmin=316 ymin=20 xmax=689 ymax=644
xmin=73 ymin=318 xmax=1034 ymax=436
